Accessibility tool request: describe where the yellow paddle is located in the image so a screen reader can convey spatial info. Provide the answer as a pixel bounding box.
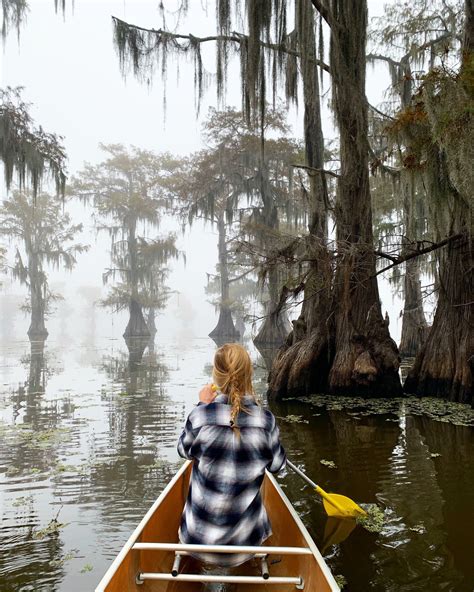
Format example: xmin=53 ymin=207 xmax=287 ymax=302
xmin=286 ymin=460 xmax=366 ymax=519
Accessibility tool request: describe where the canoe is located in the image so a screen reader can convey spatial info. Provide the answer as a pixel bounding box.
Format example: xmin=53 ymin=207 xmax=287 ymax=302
xmin=95 ymin=461 xmax=340 ymax=591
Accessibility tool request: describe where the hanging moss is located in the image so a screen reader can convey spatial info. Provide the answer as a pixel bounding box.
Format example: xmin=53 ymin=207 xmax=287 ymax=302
xmin=0 ymin=87 xmax=66 ymax=197
xmin=1 ymin=0 xmax=28 ymax=41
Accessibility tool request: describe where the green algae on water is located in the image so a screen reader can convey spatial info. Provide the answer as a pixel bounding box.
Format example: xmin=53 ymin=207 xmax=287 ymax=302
xmin=298 ymin=394 xmax=474 ymax=427
xmin=356 ymin=504 xmax=385 ymax=533
xmin=334 ymin=574 xmax=347 ymax=589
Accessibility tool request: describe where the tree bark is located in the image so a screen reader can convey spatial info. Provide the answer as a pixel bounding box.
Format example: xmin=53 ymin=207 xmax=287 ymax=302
xmin=269 ymin=0 xmax=401 ymax=398
xmin=404 ymin=223 xmax=473 ymax=404
xmin=404 ymin=2 xmax=474 ymax=404
xmin=327 ymin=0 xmax=401 ymax=396
xmin=209 ymin=213 xmax=240 ymax=340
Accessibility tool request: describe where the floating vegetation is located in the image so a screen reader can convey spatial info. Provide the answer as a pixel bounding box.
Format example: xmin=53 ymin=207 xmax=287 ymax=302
xmin=80 ymin=564 xmax=93 ymax=573
xmin=2 ymin=424 xmax=72 ymax=450
xmin=409 ymin=523 xmax=426 ymax=534
xmin=12 ymin=495 xmax=33 ymax=507
xmin=320 ymin=459 xmax=337 ymax=469
xmin=356 ymin=504 xmax=385 ymax=533
xmin=334 ymin=574 xmax=347 ymax=589
xmin=297 ymin=395 xmax=474 ymax=427
xmin=50 ymin=550 xmax=78 ymax=568
xmin=33 ymin=518 xmax=68 ymax=540
xmin=277 ymin=414 xmax=309 ymax=424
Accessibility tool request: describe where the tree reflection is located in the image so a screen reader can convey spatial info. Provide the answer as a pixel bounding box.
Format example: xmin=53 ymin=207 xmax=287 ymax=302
xmin=2 ymin=338 xmax=71 ymax=591
xmin=76 ymin=341 xmax=181 ymax=530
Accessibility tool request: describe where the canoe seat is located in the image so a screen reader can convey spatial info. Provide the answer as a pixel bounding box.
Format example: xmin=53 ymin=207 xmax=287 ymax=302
xmin=132 ymin=542 xmax=308 ymax=588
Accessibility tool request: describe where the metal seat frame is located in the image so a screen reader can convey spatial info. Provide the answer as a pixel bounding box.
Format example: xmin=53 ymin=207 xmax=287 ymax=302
xmin=133 ymin=542 xmax=307 ymax=588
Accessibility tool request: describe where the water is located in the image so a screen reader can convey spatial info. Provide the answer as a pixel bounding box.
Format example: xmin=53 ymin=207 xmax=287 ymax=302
xmin=1 ymin=334 xmax=473 ymax=592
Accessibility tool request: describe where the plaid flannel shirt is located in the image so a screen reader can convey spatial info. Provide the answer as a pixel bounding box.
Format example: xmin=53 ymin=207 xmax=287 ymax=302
xmin=177 ymin=394 xmax=286 ymax=566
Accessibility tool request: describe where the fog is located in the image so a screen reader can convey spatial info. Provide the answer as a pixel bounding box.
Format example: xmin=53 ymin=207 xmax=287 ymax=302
xmin=1 ymin=0 xmax=404 ymax=348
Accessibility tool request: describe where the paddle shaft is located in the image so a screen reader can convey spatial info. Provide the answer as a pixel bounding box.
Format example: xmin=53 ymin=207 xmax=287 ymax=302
xmin=286 ymin=459 xmax=319 ymax=489
xmin=285 ymin=459 xmax=366 ymax=518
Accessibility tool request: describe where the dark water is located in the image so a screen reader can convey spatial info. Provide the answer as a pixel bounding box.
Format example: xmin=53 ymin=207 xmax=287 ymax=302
xmin=1 ymin=335 xmax=473 ymax=592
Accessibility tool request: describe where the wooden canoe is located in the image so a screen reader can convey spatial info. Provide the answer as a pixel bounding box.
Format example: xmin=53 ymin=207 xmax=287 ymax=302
xmin=95 ymin=461 xmax=340 ymax=591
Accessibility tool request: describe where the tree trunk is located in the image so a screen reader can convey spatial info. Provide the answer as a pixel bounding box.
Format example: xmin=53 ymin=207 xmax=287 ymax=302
xmin=124 ymin=299 xmax=151 ymax=338
xmin=399 ymin=179 xmax=428 ymax=358
xmin=327 ymin=0 xmax=401 ymax=396
xmin=254 ymin=265 xmax=291 ymax=346
xmin=269 ymin=0 xmax=401 ymax=398
xmin=404 ymin=2 xmax=473 ymax=404
xmin=398 ymin=65 xmax=428 ymax=358
xmin=124 ymin=218 xmax=150 ymax=339
xmin=147 ymin=308 xmax=157 ymax=335
xmin=209 ymin=213 xmax=240 ymax=340
xmin=404 ymin=229 xmax=473 ymax=404
xmin=268 ymin=0 xmax=332 ymax=395
xmin=399 ymin=254 xmax=429 ymax=357
xmin=27 ymin=253 xmax=48 ymax=339
xmin=254 ymin=123 xmax=291 ymax=346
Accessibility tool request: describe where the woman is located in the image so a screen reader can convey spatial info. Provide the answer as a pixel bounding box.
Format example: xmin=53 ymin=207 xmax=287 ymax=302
xmin=177 ymin=343 xmax=286 ymax=567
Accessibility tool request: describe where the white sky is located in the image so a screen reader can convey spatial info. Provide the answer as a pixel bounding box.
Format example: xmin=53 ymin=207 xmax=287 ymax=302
xmin=1 ymin=0 xmax=406 ymax=344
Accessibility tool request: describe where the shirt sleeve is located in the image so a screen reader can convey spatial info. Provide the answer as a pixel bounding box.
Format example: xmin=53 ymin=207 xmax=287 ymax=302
xmin=267 ymin=416 xmax=287 ymax=474
xmin=177 ymin=417 xmax=197 ymax=460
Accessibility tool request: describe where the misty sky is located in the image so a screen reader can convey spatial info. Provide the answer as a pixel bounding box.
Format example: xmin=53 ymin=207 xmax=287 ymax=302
xmin=1 ymin=0 xmax=407 ymax=344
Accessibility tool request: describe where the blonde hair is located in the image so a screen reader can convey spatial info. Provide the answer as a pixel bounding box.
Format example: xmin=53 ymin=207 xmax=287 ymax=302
xmin=212 ymin=343 xmax=255 ymax=431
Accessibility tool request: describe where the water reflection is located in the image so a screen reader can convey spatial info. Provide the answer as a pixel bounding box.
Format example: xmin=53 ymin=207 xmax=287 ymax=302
xmin=1 ymin=337 xmax=473 ymax=591
xmin=321 ymin=517 xmax=356 ymax=554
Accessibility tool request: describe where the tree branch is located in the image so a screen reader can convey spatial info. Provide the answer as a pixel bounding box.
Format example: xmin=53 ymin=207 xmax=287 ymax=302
xmin=291 ymin=163 xmax=340 ymax=178
xmin=309 ymin=0 xmax=338 ymax=31
xmin=112 ymin=16 xmax=331 ymax=73
xmin=374 ymin=234 xmax=463 ymax=277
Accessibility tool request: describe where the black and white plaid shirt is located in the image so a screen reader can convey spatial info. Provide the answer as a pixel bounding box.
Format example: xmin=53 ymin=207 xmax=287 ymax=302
xmin=177 ymin=394 xmax=286 ymax=566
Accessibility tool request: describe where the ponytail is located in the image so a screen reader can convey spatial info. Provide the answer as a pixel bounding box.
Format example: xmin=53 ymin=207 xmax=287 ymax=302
xmin=212 ymin=344 xmax=255 ymax=435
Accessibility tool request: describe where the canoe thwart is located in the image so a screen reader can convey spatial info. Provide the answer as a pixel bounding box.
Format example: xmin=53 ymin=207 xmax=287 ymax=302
xmin=132 ymin=542 xmax=313 ymax=555
xmin=136 ymin=572 xmax=305 ymax=586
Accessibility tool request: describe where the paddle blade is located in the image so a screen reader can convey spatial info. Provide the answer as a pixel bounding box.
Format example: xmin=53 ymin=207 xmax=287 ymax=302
xmin=316 ymin=487 xmax=367 ymax=519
